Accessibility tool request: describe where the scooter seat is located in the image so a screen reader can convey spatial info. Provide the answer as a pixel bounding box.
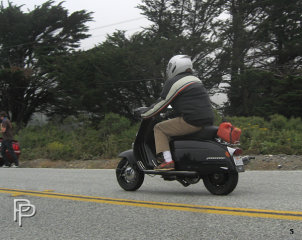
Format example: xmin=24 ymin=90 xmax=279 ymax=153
xmin=171 ymin=126 xmax=218 ymax=141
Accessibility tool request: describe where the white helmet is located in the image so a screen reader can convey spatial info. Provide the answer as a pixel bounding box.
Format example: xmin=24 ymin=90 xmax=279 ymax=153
xmin=166 ymin=55 xmax=193 ymax=80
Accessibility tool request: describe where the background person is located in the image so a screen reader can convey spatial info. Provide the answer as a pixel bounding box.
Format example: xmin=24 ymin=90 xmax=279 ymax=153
xmin=0 ymin=111 xmax=19 ymax=167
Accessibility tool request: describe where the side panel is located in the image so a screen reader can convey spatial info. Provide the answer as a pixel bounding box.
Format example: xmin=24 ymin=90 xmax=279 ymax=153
xmin=171 ymin=140 xmax=237 ymax=174
xmin=133 ymin=118 xmax=159 ymax=170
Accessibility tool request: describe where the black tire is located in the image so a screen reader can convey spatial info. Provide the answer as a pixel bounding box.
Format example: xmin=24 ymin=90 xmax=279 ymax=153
xmin=203 ymin=172 xmax=238 ymax=195
xmin=116 ymin=158 xmax=145 ymax=191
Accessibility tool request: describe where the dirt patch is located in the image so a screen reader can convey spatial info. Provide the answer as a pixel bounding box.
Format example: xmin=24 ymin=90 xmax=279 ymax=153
xmin=20 ymin=158 xmax=120 ymax=169
xmin=18 ymin=155 xmax=302 ymax=170
xmin=245 ymin=154 xmax=302 ymax=170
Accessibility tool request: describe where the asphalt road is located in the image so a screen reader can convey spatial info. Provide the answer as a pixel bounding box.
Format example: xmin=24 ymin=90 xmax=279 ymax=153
xmin=0 ymin=168 xmax=301 ymax=240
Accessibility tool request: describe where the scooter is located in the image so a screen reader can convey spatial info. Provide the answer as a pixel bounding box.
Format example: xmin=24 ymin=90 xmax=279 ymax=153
xmin=116 ymin=109 xmax=254 ymax=195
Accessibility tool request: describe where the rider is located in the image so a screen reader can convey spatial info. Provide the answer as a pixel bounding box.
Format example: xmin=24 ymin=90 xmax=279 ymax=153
xmin=141 ymin=55 xmax=214 ymax=171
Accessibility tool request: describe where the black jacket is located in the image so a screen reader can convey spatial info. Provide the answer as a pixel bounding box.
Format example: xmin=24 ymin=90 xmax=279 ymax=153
xmin=141 ymin=73 xmax=214 ymax=126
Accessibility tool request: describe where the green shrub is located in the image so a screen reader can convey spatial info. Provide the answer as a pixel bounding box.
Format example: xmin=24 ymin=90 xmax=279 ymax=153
xmin=16 ymin=113 xmax=138 ymax=161
xmin=15 ymin=113 xmax=302 ymax=161
xmin=286 ymin=117 xmax=302 ymax=131
xmin=226 ymin=114 xmax=302 ymax=155
xmin=270 ymin=114 xmax=287 ymax=129
xmin=45 ymin=141 xmax=74 ymax=160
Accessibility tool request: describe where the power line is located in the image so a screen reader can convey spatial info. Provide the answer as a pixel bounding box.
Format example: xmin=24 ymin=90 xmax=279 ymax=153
xmin=0 ymin=27 xmax=143 ymax=53
xmin=90 ymin=27 xmax=142 ymax=39
xmin=90 ymin=17 xmax=145 ymax=31
xmin=0 ymin=77 xmax=164 ymax=89
xmin=0 ymin=17 xmax=147 ymax=50
xmin=95 ymin=78 xmax=164 ymax=85
xmin=1 ymin=2 xmax=301 ymax=50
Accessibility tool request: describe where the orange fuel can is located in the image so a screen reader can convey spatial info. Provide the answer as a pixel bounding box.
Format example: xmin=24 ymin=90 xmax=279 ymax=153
xmin=217 ymin=122 xmax=241 ymax=144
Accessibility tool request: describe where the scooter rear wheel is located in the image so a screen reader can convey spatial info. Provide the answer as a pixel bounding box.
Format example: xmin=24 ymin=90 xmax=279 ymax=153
xmin=203 ymin=172 xmax=238 ymax=195
xmin=116 ymin=158 xmax=145 ymax=191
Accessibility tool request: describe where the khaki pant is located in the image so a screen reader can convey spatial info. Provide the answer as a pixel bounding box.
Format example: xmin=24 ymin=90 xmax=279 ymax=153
xmin=154 ymin=117 xmax=203 ymax=154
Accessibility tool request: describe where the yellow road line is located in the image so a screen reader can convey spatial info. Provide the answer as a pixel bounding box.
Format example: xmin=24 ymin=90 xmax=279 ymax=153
xmin=0 ymin=187 xmax=301 ymax=221
xmin=11 ymin=193 xmax=25 ymax=197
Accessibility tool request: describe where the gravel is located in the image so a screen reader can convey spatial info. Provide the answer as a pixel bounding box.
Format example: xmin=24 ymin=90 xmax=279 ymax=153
xmin=245 ymin=154 xmax=302 ymax=170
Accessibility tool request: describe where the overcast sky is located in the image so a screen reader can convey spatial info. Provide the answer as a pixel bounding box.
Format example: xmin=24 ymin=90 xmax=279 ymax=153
xmin=5 ymin=0 xmax=151 ymax=49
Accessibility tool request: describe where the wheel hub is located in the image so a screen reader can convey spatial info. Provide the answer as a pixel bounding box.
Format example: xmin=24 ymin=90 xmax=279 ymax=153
xmin=211 ymin=173 xmax=226 ymax=185
xmin=124 ymin=166 xmax=136 ymax=182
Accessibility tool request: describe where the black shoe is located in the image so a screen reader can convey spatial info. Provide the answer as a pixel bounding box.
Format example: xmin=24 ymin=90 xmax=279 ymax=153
xmin=156 ymin=153 xmax=165 ymax=165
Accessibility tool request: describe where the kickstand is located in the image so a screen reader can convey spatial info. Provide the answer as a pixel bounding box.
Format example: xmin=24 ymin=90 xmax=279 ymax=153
xmin=177 ymin=178 xmax=190 ymax=187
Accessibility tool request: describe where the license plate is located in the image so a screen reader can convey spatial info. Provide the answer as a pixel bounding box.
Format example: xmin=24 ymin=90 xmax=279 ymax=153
xmin=234 ymin=156 xmax=243 ymax=166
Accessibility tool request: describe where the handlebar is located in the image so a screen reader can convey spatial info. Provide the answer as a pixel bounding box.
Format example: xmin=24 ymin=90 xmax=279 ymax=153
xmin=133 ymin=107 xmax=148 ymax=116
xmin=133 ymin=106 xmax=175 ymax=119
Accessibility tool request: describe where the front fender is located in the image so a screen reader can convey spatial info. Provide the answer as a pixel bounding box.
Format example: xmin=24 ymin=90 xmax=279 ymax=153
xmin=118 ymin=149 xmax=137 ymax=166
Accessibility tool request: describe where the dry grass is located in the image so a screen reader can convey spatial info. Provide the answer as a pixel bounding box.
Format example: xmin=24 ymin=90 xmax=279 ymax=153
xmin=20 ymin=158 xmax=120 ymax=169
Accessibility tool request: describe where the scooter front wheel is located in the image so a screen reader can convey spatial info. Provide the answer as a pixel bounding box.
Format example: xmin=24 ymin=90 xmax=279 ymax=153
xmin=116 ymin=158 xmax=145 ymax=191
xmin=203 ymin=172 xmax=238 ymax=195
